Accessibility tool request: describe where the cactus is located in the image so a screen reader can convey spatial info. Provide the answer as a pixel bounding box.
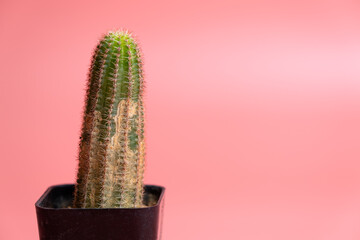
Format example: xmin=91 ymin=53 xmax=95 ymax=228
xmin=73 ymin=30 xmax=145 ymax=208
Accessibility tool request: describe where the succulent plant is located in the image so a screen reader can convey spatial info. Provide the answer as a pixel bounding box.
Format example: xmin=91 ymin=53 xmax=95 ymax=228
xmin=73 ymin=30 xmax=145 ymax=208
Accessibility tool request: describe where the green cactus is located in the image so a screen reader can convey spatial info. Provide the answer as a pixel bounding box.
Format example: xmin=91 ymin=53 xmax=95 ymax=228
xmin=73 ymin=30 xmax=145 ymax=208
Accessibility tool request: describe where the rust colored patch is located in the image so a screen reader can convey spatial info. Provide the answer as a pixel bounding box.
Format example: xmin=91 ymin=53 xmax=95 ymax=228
xmin=102 ymin=100 xmax=145 ymax=208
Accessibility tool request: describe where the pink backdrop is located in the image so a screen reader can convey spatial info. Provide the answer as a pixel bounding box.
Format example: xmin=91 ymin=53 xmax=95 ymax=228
xmin=1 ymin=0 xmax=360 ymax=239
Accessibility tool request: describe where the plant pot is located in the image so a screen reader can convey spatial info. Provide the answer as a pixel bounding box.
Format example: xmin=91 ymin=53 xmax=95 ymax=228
xmin=35 ymin=184 xmax=165 ymax=240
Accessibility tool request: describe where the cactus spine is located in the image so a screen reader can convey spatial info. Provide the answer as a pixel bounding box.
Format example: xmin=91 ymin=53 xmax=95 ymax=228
xmin=73 ymin=31 xmax=145 ymax=208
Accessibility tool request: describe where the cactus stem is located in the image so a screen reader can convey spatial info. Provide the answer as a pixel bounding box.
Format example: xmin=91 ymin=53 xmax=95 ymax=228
xmin=74 ymin=31 xmax=145 ymax=209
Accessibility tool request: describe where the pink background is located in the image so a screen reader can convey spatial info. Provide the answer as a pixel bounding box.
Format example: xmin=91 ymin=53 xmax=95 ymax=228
xmin=1 ymin=0 xmax=360 ymax=239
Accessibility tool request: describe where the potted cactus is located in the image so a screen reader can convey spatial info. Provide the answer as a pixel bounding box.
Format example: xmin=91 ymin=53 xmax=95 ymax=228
xmin=35 ymin=31 xmax=165 ymax=240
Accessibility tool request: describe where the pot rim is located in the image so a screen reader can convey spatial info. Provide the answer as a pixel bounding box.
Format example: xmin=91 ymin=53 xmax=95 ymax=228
xmin=35 ymin=184 xmax=165 ymax=211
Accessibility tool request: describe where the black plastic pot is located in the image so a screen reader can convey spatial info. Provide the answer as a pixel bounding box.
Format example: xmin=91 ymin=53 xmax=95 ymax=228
xmin=35 ymin=184 xmax=165 ymax=240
